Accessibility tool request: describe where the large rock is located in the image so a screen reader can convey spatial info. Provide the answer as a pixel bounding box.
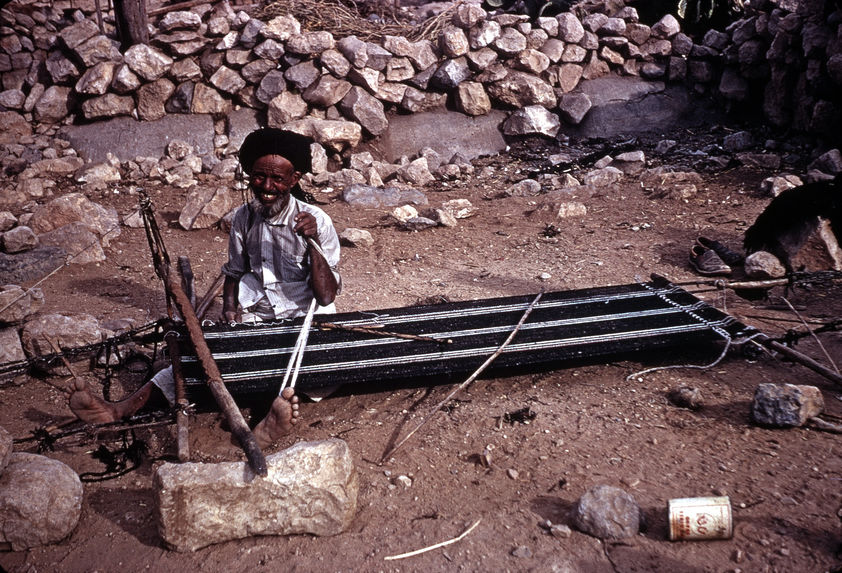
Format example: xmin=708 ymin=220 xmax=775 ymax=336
xmin=487 ymin=70 xmax=556 ymax=108
xmin=0 ymin=247 xmax=67 ymax=285
xmin=339 ymin=87 xmax=388 ymax=136
xmin=572 ymin=485 xmax=640 ymax=540
xmin=342 ymin=184 xmax=428 ymax=207
xmin=303 ymin=74 xmax=352 ymax=107
xmin=191 ymin=82 xmax=231 ymax=115
xmin=568 ymin=76 xmax=722 ymax=138
xmin=75 ymin=61 xmax=116 ymax=96
xmin=81 ymin=93 xmax=135 ymax=120
xmin=455 ymin=81 xmax=492 ymax=116
xmin=0 ymin=426 xmax=11 ymax=474
xmin=504 ymin=105 xmax=560 ymax=137
xmin=397 ymin=158 xmax=435 ymax=186
xmin=752 ymin=383 xmax=824 ymax=427
xmin=155 ymin=439 xmax=358 ymax=552
xmin=0 ymin=327 xmax=25 ymax=364
xmin=0 ymin=284 xmax=44 ymax=324
xmin=0 ymin=111 xmax=31 ymax=144
xmin=178 ymin=185 xmax=240 ymax=230
xmin=60 ymin=114 xmax=215 ymax=164
xmin=20 ymin=312 xmax=102 ymax=357
xmin=137 ymin=78 xmax=176 ymax=121
xmin=283 ymin=118 xmax=362 ymax=152
xmin=339 ymin=228 xmax=374 ymax=247
xmin=744 ymin=250 xmax=786 ymax=279
xmin=0 ymin=453 xmax=83 ymax=550
xmin=558 ymin=92 xmax=592 ymax=125
xmin=37 ymin=222 xmax=105 ymax=264
xmin=124 ymin=43 xmax=174 ymax=81
xmin=379 ymin=109 xmax=506 ymax=164
xmin=1 ymin=226 xmax=38 ymax=254
xmin=33 ymin=85 xmax=71 ymax=123
xmin=28 ymin=193 xmax=120 ymax=246
xmin=72 ymin=35 xmax=121 ymax=68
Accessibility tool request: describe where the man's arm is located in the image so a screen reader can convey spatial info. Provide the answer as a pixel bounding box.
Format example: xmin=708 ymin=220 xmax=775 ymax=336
xmin=293 ymin=212 xmax=338 ymax=307
xmin=222 ymin=275 xmax=240 ymax=322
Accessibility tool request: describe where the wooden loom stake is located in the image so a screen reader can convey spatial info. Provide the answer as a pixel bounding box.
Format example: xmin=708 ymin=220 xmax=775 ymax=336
xmin=380 ymin=292 xmax=543 ymax=463
xmin=164 ymin=268 xmax=268 ymax=476
xmin=164 ymin=330 xmax=190 ymax=463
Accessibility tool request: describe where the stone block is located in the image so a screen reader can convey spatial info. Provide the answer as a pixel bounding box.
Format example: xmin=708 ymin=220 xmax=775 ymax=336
xmin=155 ymin=439 xmax=358 ymax=552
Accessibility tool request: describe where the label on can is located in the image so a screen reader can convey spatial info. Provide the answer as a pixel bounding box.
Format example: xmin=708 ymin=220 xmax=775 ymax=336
xmin=668 ymin=496 xmax=733 ymax=541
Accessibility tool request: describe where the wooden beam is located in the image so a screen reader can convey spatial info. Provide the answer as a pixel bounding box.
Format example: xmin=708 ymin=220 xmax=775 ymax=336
xmin=164 ymin=267 xmax=267 ymax=476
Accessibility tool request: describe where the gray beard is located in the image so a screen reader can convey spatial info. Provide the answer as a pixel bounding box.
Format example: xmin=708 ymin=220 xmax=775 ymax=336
xmin=255 ymin=193 xmax=289 ymax=218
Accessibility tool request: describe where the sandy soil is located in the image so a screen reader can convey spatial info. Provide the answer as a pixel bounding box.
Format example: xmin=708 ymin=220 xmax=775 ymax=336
xmin=1 ymin=130 xmax=841 ymax=573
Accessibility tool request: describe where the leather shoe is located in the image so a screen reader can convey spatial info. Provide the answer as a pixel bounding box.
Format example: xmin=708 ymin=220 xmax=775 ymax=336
xmin=696 ymin=236 xmax=744 ymax=266
xmin=689 ymin=244 xmax=732 ymax=276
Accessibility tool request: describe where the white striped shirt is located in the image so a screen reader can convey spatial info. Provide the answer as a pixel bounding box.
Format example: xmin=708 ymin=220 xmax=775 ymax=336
xmin=221 ymin=197 xmax=341 ymax=319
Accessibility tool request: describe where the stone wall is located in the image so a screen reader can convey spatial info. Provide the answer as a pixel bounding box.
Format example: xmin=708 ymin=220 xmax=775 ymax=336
xmin=0 ymin=0 xmax=840 ymax=157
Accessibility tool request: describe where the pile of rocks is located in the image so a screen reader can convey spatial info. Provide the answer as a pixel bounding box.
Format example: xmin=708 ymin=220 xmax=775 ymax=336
xmin=1 ymin=0 xmax=839 ymax=154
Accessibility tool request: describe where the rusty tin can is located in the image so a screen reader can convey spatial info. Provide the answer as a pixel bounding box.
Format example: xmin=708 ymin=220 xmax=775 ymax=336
xmin=668 ymin=496 xmax=733 ymax=541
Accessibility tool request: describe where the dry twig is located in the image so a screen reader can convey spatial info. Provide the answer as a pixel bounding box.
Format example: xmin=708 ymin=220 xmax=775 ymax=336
xmin=380 ymin=292 xmax=543 ymax=462
xmin=384 ymin=519 xmax=481 ymax=561
xmin=808 ymin=417 xmax=842 ymax=434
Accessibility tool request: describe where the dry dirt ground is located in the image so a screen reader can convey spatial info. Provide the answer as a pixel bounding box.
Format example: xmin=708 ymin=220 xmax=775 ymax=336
xmin=2 ymin=129 xmax=842 ymax=573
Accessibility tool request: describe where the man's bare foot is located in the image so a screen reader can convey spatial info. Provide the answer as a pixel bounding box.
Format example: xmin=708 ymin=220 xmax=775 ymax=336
xmin=65 ymin=377 xmax=120 ymax=423
xmin=253 ymin=387 xmax=300 ymax=448
xmin=64 ymin=378 xmax=153 ymax=423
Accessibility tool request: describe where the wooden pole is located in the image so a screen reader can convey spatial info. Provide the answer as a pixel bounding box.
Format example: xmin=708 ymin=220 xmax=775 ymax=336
xmin=759 ymin=336 xmax=842 ymax=388
xmin=164 ymin=330 xmax=190 ymax=463
xmin=114 ymin=0 xmax=149 ymax=50
xmin=178 ymin=256 xmax=196 ymax=310
xmin=164 ymin=268 xmax=267 ymax=476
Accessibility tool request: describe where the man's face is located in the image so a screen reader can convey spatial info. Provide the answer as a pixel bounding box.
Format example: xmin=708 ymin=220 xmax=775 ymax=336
xmin=249 ymin=154 xmax=301 ymax=212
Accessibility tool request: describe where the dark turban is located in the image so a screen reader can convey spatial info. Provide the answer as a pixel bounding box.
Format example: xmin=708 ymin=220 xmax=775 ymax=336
xmin=238 ymin=128 xmax=313 ymax=175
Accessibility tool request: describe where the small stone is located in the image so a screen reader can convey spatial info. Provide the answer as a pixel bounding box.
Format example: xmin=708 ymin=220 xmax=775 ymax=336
xmin=507 ymin=468 xmax=519 ymax=480
xmin=441 ymin=199 xmax=475 ymax=219
xmin=668 ymin=386 xmax=703 ymax=410
xmin=744 ymin=251 xmax=786 ymax=279
xmin=550 ymin=523 xmax=572 ymax=538
xmin=511 ymin=545 xmax=532 ymax=558
xmin=402 ymin=217 xmax=437 ymax=231
xmin=394 ymin=475 xmax=412 ymax=488
xmin=751 ymin=383 xmax=824 ymax=427
xmin=339 ymin=228 xmax=374 ymax=248
xmin=572 ymin=485 xmax=639 ymax=540
xmin=392 ymin=205 xmax=418 ymax=223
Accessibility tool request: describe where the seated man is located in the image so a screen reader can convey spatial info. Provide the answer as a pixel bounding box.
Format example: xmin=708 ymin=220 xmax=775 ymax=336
xmin=66 ymin=128 xmax=341 ymax=448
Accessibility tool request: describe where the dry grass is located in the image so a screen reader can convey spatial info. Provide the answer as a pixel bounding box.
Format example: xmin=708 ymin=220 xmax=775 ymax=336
xmin=259 ymin=0 xmax=460 ymax=42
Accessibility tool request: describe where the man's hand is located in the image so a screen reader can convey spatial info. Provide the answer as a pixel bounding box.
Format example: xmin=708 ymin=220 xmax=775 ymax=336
xmin=222 ymin=309 xmax=239 ymax=323
xmin=293 ymin=212 xmax=318 ymax=240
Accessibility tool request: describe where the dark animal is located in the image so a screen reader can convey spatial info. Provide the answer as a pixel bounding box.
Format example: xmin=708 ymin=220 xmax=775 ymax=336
xmin=743 ymin=174 xmax=842 ymax=273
